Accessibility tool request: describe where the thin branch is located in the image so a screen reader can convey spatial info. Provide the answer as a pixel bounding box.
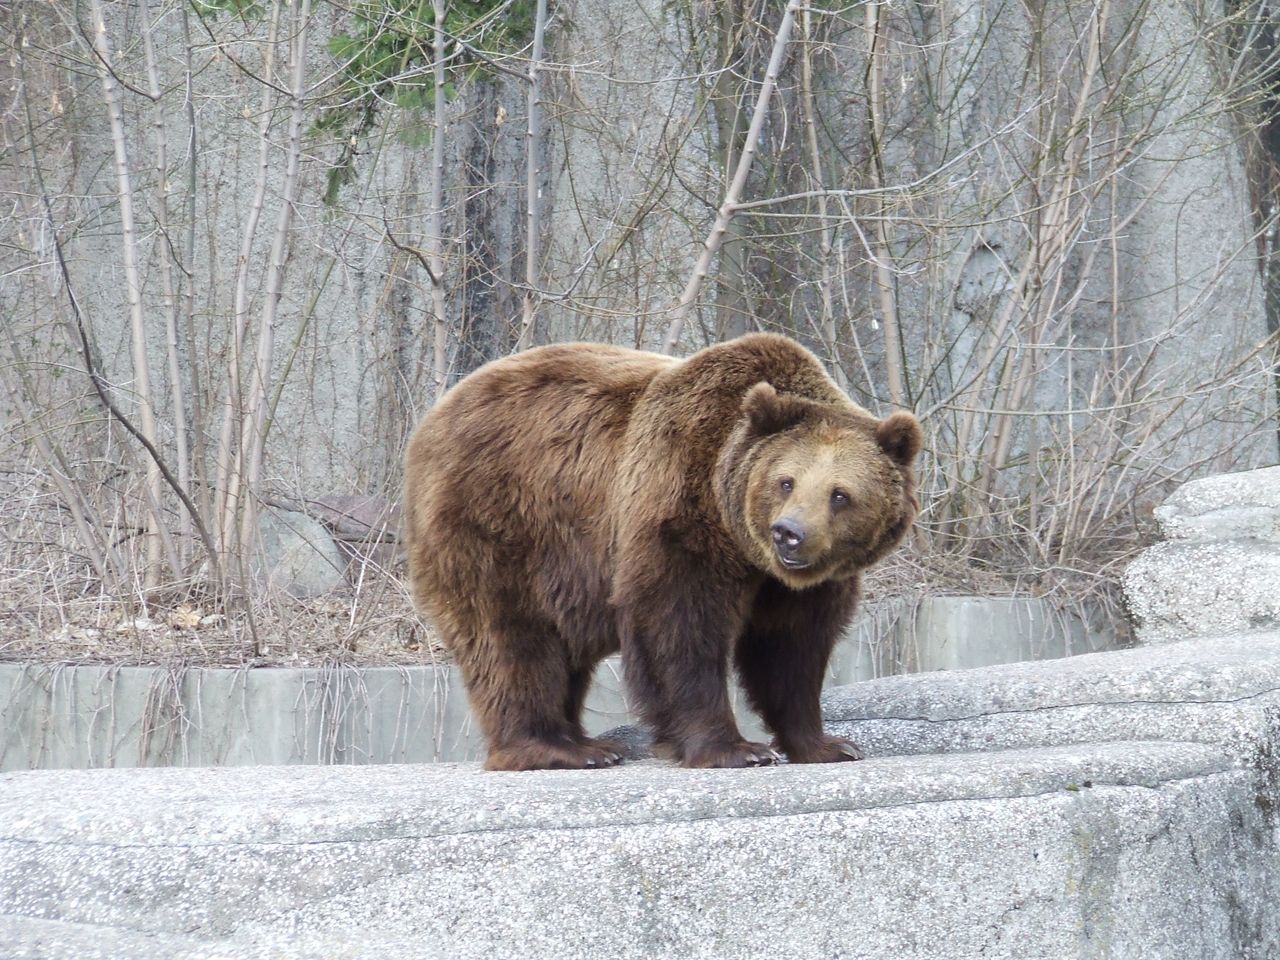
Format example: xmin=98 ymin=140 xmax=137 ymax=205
xmin=383 ymin=219 xmax=442 ymax=287
xmin=662 ymin=0 xmax=802 ymax=354
xmin=29 ymin=188 xmax=223 ymax=585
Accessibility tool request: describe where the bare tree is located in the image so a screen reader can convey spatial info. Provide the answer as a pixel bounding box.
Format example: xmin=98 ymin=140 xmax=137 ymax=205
xmin=86 ymin=0 xmax=178 ymax=585
xmin=429 ymin=0 xmax=451 ymax=400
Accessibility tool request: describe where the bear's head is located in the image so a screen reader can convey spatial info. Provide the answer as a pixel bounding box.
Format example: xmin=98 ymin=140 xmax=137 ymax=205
xmin=717 ymin=382 xmax=923 ymax=588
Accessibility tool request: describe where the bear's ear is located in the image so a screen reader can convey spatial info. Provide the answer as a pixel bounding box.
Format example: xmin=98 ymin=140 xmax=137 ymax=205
xmin=742 ymin=382 xmax=810 ymax=436
xmin=876 ymin=411 xmax=923 ymax=466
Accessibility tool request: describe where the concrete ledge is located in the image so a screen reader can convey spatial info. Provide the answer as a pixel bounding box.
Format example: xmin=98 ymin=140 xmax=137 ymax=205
xmin=0 ymin=597 xmax=1115 ymax=772
xmin=1 ymin=740 xmax=1275 ymax=959
xmin=0 ymin=661 xmax=486 ymax=770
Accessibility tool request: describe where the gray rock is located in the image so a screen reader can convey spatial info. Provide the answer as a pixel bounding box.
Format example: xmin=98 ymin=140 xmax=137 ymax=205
xmin=252 ymin=508 xmax=346 ymax=598
xmin=308 ymin=494 xmax=401 ymax=542
xmin=595 ymin=723 xmax=655 ymax=761
xmin=1154 ymin=465 xmax=1280 ymax=542
xmin=1123 ymin=540 xmax=1280 ymax=643
xmin=0 ymin=740 xmax=1276 ymax=959
xmin=0 ymin=915 xmax=218 ymax=960
xmin=822 ymin=630 xmax=1280 ymax=767
xmin=1122 ymin=465 xmax=1280 ymax=643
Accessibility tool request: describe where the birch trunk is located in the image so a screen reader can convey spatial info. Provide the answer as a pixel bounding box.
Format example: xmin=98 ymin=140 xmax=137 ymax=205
xmin=238 ymin=0 xmax=312 ymax=551
xmin=516 ymin=0 xmax=549 ymax=351
xmin=214 ymin=0 xmax=281 ymax=567
xmin=88 ymin=0 xmax=178 ymax=586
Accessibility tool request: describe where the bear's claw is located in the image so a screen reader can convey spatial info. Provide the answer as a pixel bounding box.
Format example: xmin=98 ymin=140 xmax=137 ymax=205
xmin=485 ymin=739 xmax=625 ymax=771
xmin=783 ymin=735 xmax=864 ymax=764
xmin=679 ymin=739 xmax=783 ymax=768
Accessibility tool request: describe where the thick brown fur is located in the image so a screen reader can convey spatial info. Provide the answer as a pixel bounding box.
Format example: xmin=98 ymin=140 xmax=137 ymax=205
xmin=404 ymin=334 xmax=922 ymax=770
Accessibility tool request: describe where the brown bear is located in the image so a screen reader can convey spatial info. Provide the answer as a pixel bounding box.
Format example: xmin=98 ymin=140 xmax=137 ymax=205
xmin=404 ymin=334 xmax=922 ymax=771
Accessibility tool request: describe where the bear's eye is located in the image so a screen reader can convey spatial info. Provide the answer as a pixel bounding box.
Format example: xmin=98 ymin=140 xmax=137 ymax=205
xmin=831 ymin=489 xmax=850 ymax=509
xmin=779 ymin=477 xmax=794 ymax=495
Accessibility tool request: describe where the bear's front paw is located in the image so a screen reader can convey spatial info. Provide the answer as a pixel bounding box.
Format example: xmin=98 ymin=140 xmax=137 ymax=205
xmin=784 ymin=735 xmax=864 ymax=764
xmin=680 ymin=739 xmax=782 ymax=769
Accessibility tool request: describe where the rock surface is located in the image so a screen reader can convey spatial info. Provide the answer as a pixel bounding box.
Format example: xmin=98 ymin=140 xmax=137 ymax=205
xmin=253 ymin=508 xmax=347 ymax=598
xmin=823 ymin=630 xmax=1280 ymax=769
xmin=1 ymin=740 xmax=1274 ymax=960
xmin=1153 ymin=464 xmax=1280 ymax=542
xmin=1124 ymin=465 xmax=1280 ymax=643
xmin=1123 ymin=540 xmax=1280 ymax=642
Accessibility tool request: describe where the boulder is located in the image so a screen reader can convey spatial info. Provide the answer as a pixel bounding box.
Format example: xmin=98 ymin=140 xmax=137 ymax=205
xmin=1124 ymin=466 xmax=1280 ymax=643
xmin=253 ymin=508 xmax=345 ymax=598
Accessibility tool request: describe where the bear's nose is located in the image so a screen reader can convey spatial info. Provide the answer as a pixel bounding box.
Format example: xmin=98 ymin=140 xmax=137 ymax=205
xmin=771 ymin=518 xmax=806 ymax=553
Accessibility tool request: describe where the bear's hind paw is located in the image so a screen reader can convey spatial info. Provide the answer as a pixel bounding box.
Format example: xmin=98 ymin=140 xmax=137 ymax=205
xmin=485 ymin=739 xmax=624 ymax=771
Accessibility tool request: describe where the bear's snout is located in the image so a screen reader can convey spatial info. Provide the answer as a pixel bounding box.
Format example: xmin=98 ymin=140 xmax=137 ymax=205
xmin=771 ymin=517 xmax=809 ymax=567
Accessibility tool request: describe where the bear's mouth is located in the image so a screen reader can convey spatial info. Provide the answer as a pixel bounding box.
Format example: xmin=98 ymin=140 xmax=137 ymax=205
xmin=777 ymin=555 xmax=813 ymax=571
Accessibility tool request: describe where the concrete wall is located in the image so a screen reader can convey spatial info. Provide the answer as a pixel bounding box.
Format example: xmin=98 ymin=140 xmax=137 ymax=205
xmin=0 ymin=596 xmax=1116 ymax=771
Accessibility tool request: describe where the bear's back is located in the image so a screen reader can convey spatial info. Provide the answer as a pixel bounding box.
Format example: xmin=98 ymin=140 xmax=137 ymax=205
xmin=403 ymin=344 xmax=677 ymax=618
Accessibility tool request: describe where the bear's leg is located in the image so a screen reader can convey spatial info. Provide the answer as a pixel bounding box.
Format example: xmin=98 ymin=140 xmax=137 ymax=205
xmin=463 ymin=614 xmax=622 ymax=772
xmin=618 ymin=573 xmax=779 ymax=768
xmin=563 ymin=664 xmax=624 ymax=761
xmin=736 ymin=577 xmax=864 ymax=764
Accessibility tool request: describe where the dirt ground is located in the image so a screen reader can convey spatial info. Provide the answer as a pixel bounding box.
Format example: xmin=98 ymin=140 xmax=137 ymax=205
xmin=0 ymin=485 xmax=450 ymax=667
xmin=1 ymin=585 xmax=450 ymax=668
xmin=0 ymin=540 xmax=1054 ymax=670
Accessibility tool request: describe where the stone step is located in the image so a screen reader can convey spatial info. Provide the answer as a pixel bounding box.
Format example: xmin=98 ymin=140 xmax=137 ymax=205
xmin=0 ymin=736 xmax=1275 ymax=959
xmin=822 ymin=630 xmax=1280 ymax=766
